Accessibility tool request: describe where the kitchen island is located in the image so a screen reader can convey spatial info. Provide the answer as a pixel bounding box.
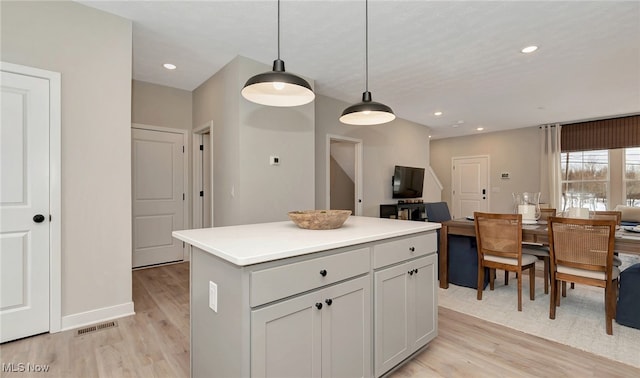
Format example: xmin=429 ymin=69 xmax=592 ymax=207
xmin=173 ymin=216 xmax=441 ymax=378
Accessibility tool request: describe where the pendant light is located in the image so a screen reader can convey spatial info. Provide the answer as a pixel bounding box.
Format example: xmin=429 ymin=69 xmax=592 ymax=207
xmin=340 ymin=0 xmax=395 ymax=125
xmin=241 ymin=0 xmax=315 ymax=107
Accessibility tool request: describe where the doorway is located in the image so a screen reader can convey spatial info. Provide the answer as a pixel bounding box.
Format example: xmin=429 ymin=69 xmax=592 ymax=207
xmin=131 ymin=124 xmax=188 ymax=268
xmin=0 ymin=62 xmax=61 ymax=342
xmin=451 ymin=155 xmax=490 ymax=219
xmin=193 ymin=121 xmax=213 ymax=229
xmin=327 ymin=135 xmax=363 ymax=215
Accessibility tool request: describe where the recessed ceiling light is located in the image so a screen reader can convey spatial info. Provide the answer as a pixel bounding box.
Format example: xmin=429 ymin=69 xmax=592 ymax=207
xmin=476 ymin=127 xmax=484 ymax=131
xmin=521 ymin=45 xmax=538 ymax=54
xmin=163 ymin=63 xmax=177 ymax=70
xmin=434 ymin=111 xmax=443 ymax=116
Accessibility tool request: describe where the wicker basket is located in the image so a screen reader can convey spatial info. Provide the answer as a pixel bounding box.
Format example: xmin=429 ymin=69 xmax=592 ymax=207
xmin=288 ymin=210 xmax=352 ymax=230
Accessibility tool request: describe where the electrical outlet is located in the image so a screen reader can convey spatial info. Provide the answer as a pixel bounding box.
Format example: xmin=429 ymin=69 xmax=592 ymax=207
xmin=270 ymin=155 xmax=280 ymax=165
xmin=209 ymin=281 xmax=218 ymax=313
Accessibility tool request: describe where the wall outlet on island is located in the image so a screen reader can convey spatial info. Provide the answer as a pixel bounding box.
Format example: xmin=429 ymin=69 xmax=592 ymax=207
xmin=209 ymin=281 xmax=218 ymax=313
xmin=500 ymin=172 xmax=510 ymax=179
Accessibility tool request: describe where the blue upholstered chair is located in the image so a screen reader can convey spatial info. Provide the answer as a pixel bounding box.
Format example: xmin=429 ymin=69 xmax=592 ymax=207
xmin=425 ymin=202 xmax=488 ymax=289
xmin=616 ymin=263 xmax=640 ymax=330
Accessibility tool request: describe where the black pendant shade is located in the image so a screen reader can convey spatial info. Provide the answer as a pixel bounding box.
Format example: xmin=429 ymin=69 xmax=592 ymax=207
xmin=241 ymin=0 xmax=315 ymax=107
xmin=340 ymin=0 xmax=395 ymax=125
xmin=242 ymin=59 xmax=314 ymax=107
xmin=340 ymin=91 xmax=395 ymax=125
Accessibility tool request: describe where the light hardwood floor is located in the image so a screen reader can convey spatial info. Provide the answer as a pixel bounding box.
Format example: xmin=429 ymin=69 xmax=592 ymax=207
xmin=1 ymin=262 xmax=638 ymax=377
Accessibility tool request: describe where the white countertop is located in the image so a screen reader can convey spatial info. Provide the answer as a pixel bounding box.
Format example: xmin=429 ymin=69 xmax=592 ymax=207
xmin=172 ymin=216 xmax=441 ymax=266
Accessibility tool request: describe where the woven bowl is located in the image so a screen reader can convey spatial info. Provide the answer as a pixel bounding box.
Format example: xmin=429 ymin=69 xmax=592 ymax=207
xmin=288 ymin=210 xmax=352 ymax=230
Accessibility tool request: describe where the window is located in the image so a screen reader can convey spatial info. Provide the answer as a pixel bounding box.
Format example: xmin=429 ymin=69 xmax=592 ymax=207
xmin=560 ymin=150 xmax=609 ymax=211
xmin=625 ymin=147 xmax=640 ymax=207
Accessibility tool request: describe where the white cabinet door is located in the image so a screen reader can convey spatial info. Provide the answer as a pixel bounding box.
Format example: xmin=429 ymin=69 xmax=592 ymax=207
xmin=321 ymin=276 xmax=371 ymax=378
xmin=374 ymin=255 xmax=437 ymax=377
xmin=251 ymin=289 xmax=323 ymax=378
xmin=409 ymin=254 xmax=438 ymax=350
xmin=374 ymin=263 xmax=410 ymax=376
xmin=0 ymin=70 xmax=50 ymax=342
xmin=132 ymin=128 xmax=184 ymax=267
xmin=251 ymin=276 xmax=371 ymax=378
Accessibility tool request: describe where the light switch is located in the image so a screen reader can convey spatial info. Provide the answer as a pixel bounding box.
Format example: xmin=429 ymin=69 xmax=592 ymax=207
xmin=209 ymin=281 xmax=218 ymax=312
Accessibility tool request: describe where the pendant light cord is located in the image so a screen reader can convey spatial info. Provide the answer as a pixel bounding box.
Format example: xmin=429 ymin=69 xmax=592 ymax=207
xmin=365 ymin=0 xmax=369 ymax=93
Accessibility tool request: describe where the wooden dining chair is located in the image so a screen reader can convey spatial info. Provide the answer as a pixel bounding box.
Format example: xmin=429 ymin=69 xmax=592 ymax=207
xmin=559 ymin=210 xmax=624 ymax=295
xmin=590 ymin=210 xmax=622 ymax=225
xmin=474 ymin=212 xmax=538 ymax=311
xmin=547 ymin=216 xmax=619 ymax=335
xmin=521 ymin=208 xmax=556 ymax=294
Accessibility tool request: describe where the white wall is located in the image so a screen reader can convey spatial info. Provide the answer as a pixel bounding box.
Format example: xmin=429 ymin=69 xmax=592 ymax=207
xmin=315 ymin=95 xmax=432 ymax=217
xmin=193 ymin=56 xmax=315 ymax=226
xmin=430 ymin=126 xmax=541 ymax=213
xmin=1 ymin=1 xmax=133 ymax=326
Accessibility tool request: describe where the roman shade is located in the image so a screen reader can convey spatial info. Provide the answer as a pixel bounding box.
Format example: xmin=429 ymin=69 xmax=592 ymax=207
xmin=561 ymin=115 xmax=640 ymax=152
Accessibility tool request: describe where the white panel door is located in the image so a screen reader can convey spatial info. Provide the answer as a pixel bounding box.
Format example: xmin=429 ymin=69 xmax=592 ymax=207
xmin=132 ymin=128 xmax=184 ymax=268
xmin=0 ymin=71 xmax=50 ymax=342
xmin=452 ymin=156 xmax=489 ymax=219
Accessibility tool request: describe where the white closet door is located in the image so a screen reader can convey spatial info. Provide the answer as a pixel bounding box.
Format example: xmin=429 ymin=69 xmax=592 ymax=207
xmin=0 ymin=70 xmax=50 ymax=342
xmin=132 ymin=128 xmax=184 ymax=268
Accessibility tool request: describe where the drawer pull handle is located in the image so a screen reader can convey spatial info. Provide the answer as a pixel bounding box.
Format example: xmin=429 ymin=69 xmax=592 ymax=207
xmin=315 ymin=302 xmax=323 ymax=310
xmin=325 ymin=298 xmax=333 ymax=306
xmin=409 ymin=247 xmax=415 ymax=252
xmin=319 ymin=269 xmax=327 ymax=277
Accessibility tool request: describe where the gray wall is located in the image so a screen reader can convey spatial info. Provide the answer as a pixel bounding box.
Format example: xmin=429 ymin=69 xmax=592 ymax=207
xmin=1 ymin=1 xmax=133 ymax=323
xmin=132 ymin=80 xmax=193 ymax=130
xmin=193 ymin=56 xmax=315 ymax=226
xmin=315 ymin=95 xmax=432 ymax=217
xmin=430 ymin=126 xmax=541 ymax=214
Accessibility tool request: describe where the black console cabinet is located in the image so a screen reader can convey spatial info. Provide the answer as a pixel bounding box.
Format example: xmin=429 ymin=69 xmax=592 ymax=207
xmin=380 ymin=203 xmax=427 ymax=221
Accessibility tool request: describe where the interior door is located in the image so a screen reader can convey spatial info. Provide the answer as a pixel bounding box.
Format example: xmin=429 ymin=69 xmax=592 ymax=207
xmin=0 ymin=70 xmax=50 ymax=342
xmin=452 ymin=156 xmax=489 ymax=219
xmin=132 ymin=128 xmax=185 ymax=268
xmin=328 ymin=136 xmax=363 ymax=215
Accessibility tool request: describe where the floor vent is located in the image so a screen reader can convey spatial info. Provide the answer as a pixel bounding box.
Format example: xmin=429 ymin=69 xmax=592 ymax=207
xmin=75 ymin=320 xmax=118 ymax=336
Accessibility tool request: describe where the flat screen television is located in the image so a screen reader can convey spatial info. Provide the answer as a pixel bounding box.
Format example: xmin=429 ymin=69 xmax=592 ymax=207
xmin=392 ymin=165 xmax=425 ymax=199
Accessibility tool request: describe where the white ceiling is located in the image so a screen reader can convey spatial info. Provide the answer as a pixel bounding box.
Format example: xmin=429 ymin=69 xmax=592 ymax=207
xmin=78 ymin=0 xmax=640 ymax=139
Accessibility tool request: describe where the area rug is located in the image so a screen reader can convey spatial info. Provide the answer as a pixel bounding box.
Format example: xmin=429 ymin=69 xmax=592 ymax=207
xmin=438 ymin=257 xmax=640 ymax=368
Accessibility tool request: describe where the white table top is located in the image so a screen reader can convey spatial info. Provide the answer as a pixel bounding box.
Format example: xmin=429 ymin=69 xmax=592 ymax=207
xmin=172 ymin=216 xmax=441 ymax=266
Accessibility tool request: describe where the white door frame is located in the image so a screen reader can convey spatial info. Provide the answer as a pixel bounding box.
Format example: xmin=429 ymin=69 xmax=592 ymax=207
xmin=326 ymin=134 xmax=363 ymax=215
xmin=1 ymin=62 xmax=62 ymax=333
xmin=131 ymin=123 xmax=189 ymax=261
xmin=192 ymin=121 xmax=214 ymax=229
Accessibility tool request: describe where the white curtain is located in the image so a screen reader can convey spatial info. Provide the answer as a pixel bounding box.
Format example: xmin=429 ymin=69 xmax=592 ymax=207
xmin=540 ymin=124 xmax=562 ymax=210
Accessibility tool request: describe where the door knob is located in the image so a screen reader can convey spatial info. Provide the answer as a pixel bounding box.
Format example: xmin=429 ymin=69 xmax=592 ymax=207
xmin=315 ymin=302 xmax=323 ymax=310
xmin=33 ymin=214 xmax=45 ymax=223
xmin=325 ymin=298 xmax=333 ymax=306
xmin=319 ymin=269 xmax=327 ymax=277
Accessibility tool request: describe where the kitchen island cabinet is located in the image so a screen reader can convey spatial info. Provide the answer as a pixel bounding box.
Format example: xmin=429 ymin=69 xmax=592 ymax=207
xmin=173 ymin=216 xmax=440 ymax=378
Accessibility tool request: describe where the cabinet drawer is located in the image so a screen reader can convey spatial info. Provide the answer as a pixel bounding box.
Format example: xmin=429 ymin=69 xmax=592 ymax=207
xmin=373 ymin=232 xmax=436 ymax=269
xmin=251 ymin=247 xmax=370 ymax=307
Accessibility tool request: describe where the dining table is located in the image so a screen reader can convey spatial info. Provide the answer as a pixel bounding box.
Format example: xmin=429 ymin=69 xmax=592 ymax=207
xmin=439 ymin=218 xmax=640 ymax=289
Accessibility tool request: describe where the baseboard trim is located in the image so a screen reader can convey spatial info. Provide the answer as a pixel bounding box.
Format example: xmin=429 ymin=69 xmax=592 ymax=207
xmin=60 ymin=302 xmax=135 ymax=332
